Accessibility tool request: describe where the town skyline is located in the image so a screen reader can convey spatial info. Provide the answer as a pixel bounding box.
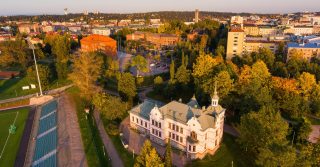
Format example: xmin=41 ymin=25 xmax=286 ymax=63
xmin=1 ymin=0 xmax=320 ymax=16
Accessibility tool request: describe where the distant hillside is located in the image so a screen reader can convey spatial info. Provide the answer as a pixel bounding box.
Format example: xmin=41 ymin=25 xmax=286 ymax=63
xmin=0 ymin=11 xmax=281 ymax=23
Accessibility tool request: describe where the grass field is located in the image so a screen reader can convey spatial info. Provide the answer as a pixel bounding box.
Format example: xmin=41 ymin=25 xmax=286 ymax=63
xmin=187 ymin=133 xmax=253 ymax=167
xmin=0 ymin=77 xmax=71 ymax=100
xmin=0 ymin=108 xmax=30 ymax=167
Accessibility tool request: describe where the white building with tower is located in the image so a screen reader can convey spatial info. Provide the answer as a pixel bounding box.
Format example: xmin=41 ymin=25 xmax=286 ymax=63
xmin=129 ymin=87 xmax=225 ymax=159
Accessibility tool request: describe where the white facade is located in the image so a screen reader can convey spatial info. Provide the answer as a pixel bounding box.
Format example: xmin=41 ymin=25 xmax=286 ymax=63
xmin=92 ymin=28 xmax=111 ymax=36
xmin=129 ymin=94 xmax=225 ymax=159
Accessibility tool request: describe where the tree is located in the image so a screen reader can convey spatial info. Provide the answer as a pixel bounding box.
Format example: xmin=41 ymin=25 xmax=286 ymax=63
xmin=92 ymin=93 xmax=127 ymax=120
xmin=154 ymin=76 xmax=164 ymax=93
xmin=105 ymin=57 xmax=119 ymax=78
xmin=132 ymin=55 xmax=148 ymax=76
xmin=296 ymin=142 xmax=320 ymax=166
xmin=298 ymin=72 xmax=317 ymax=99
xmin=215 ymin=45 xmax=225 ymax=58
xmin=256 ymin=143 xmax=296 ymax=167
xmin=146 ymin=148 xmax=164 ymax=167
xmin=68 ymin=52 xmax=103 ymax=99
xmin=252 ymin=48 xmax=275 ymax=69
xmin=192 ymin=54 xmax=221 ymax=84
xmin=169 ymin=60 xmax=175 ymax=83
xmin=26 ymin=64 xmax=52 ymax=90
xmin=239 ymin=106 xmax=289 ymax=154
xmin=202 ymin=71 xmax=233 ymax=98
xmin=117 ymin=72 xmax=137 ymax=101
xmin=134 ymin=140 xmax=153 ymax=167
xmin=164 ymin=140 xmax=172 ymax=167
xmin=175 ymin=65 xmax=190 ymax=85
xmin=154 ymin=76 xmax=163 ymax=85
xmin=52 ymin=34 xmax=71 ymax=79
xmin=296 ymin=117 xmax=312 ymax=143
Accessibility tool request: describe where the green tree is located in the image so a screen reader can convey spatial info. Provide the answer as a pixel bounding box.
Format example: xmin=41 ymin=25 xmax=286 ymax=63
xmin=68 ymin=52 xmax=103 ymax=99
xmin=134 ymin=140 xmax=153 ymax=167
xmin=169 ymin=60 xmax=175 ymax=83
xmin=52 ymin=34 xmax=71 ymax=79
xmin=175 ymin=65 xmax=190 ymax=85
xmin=256 ymin=143 xmax=296 ymax=167
xmin=132 ymin=55 xmax=148 ymax=76
xmin=239 ymin=106 xmax=289 ymax=154
xmin=26 ymin=64 xmax=52 ymax=90
xmin=296 ymin=117 xmax=312 ymax=143
xmin=154 ymin=76 xmax=163 ymax=85
xmin=298 ymin=72 xmax=317 ymax=99
xmin=92 ymin=93 xmax=127 ymax=120
xmin=252 ymin=48 xmax=275 ymax=69
xmin=146 ymin=148 xmax=164 ymax=167
xmin=164 ymin=140 xmax=172 ymax=167
xmin=117 ymin=72 xmax=137 ymax=102
xmin=105 ymin=57 xmax=119 ymax=78
xmin=215 ymin=45 xmax=225 ymax=58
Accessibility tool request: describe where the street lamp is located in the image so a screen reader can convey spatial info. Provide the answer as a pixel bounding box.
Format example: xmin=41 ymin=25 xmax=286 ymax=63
xmin=26 ymin=37 xmax=43 ymax=96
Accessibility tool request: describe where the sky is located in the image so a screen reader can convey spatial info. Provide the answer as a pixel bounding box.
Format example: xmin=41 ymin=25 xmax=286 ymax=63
xmin=0 ymin=0 xmax=319 ymax=16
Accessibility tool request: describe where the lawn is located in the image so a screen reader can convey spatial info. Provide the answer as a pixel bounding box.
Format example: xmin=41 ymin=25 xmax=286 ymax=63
xmin=187 ymin=133 xmax=253 ymax=167
xmin=0 ymin=77 xmax=72 ymax=100
xmin=0 ymin=78 xmax=37 ymax=100
xmin=67 ymin=87 xmax=111 ymax=167
xmin=101 ymin=119 xmax=136 ymax=167
xmin=0 ymin=107 xmax=30 ymax=167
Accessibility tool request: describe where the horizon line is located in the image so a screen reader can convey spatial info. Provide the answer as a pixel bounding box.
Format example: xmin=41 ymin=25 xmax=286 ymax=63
xmin=1 ymin=10 xmax=320 ymax=17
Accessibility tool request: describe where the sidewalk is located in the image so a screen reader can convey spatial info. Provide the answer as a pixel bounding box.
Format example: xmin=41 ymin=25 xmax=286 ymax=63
xmin=93 ymin=111 xmax=124 ymax=167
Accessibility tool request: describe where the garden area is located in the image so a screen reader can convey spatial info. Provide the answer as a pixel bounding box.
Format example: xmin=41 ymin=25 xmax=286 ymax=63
xmin=0 ymin=107 xmax=30 ymax=167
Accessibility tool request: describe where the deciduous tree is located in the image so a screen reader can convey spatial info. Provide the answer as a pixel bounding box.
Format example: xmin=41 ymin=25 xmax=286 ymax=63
xmin=68 ymin=52 xmax=103 ymax=99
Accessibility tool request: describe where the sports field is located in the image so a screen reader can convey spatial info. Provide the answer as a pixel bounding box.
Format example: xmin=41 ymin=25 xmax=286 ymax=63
xmin=0 ymin=107 xmax=29 ymax=167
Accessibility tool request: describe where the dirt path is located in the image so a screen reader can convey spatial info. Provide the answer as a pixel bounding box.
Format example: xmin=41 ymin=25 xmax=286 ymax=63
xmin=57 ymin=93 xmax=88 ymax=167
xmin=93 ymin=111 xmax=124 ymax=167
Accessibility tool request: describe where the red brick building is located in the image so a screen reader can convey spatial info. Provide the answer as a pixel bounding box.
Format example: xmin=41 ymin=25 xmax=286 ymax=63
xmin=80 ymin=34 xmax=117 ymax=57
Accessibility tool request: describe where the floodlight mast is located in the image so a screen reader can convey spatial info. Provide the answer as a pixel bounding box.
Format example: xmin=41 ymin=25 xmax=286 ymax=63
xmin=26 ymin=38 xmax=43 ymax=96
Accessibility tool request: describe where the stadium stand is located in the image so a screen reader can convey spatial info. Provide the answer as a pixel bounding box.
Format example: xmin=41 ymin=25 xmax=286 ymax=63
xmin=32 ymin=100 xmax=58 ymax=167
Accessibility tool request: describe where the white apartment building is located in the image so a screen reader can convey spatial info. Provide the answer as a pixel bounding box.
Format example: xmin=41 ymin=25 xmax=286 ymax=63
xmin=129 ymin=90 xmax=225 ymax=159
xmin=92 ymin=28 xmax=111 ymax=36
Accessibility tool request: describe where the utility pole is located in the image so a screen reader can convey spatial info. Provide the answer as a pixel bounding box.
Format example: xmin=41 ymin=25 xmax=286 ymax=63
xmin=26 ymin=38 xmax=43 ymax=96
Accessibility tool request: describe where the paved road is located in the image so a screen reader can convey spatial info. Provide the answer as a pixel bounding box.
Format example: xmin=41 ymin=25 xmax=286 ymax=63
xmin=58 ymin=93 xmax=88 ymax=167
xmin=93 ymin=111 xmax=124 ymax=167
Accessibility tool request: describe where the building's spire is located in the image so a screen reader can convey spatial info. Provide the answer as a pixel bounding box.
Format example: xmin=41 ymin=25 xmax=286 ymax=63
xmin=212 ymin=81 xmax=219 ymax=106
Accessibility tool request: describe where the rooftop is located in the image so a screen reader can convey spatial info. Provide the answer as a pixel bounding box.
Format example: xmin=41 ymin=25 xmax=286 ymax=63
xmin=287 ymin=42 xmax=320 ymax=48
xmin=81 ymin=34 xmax=116 ymax=43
